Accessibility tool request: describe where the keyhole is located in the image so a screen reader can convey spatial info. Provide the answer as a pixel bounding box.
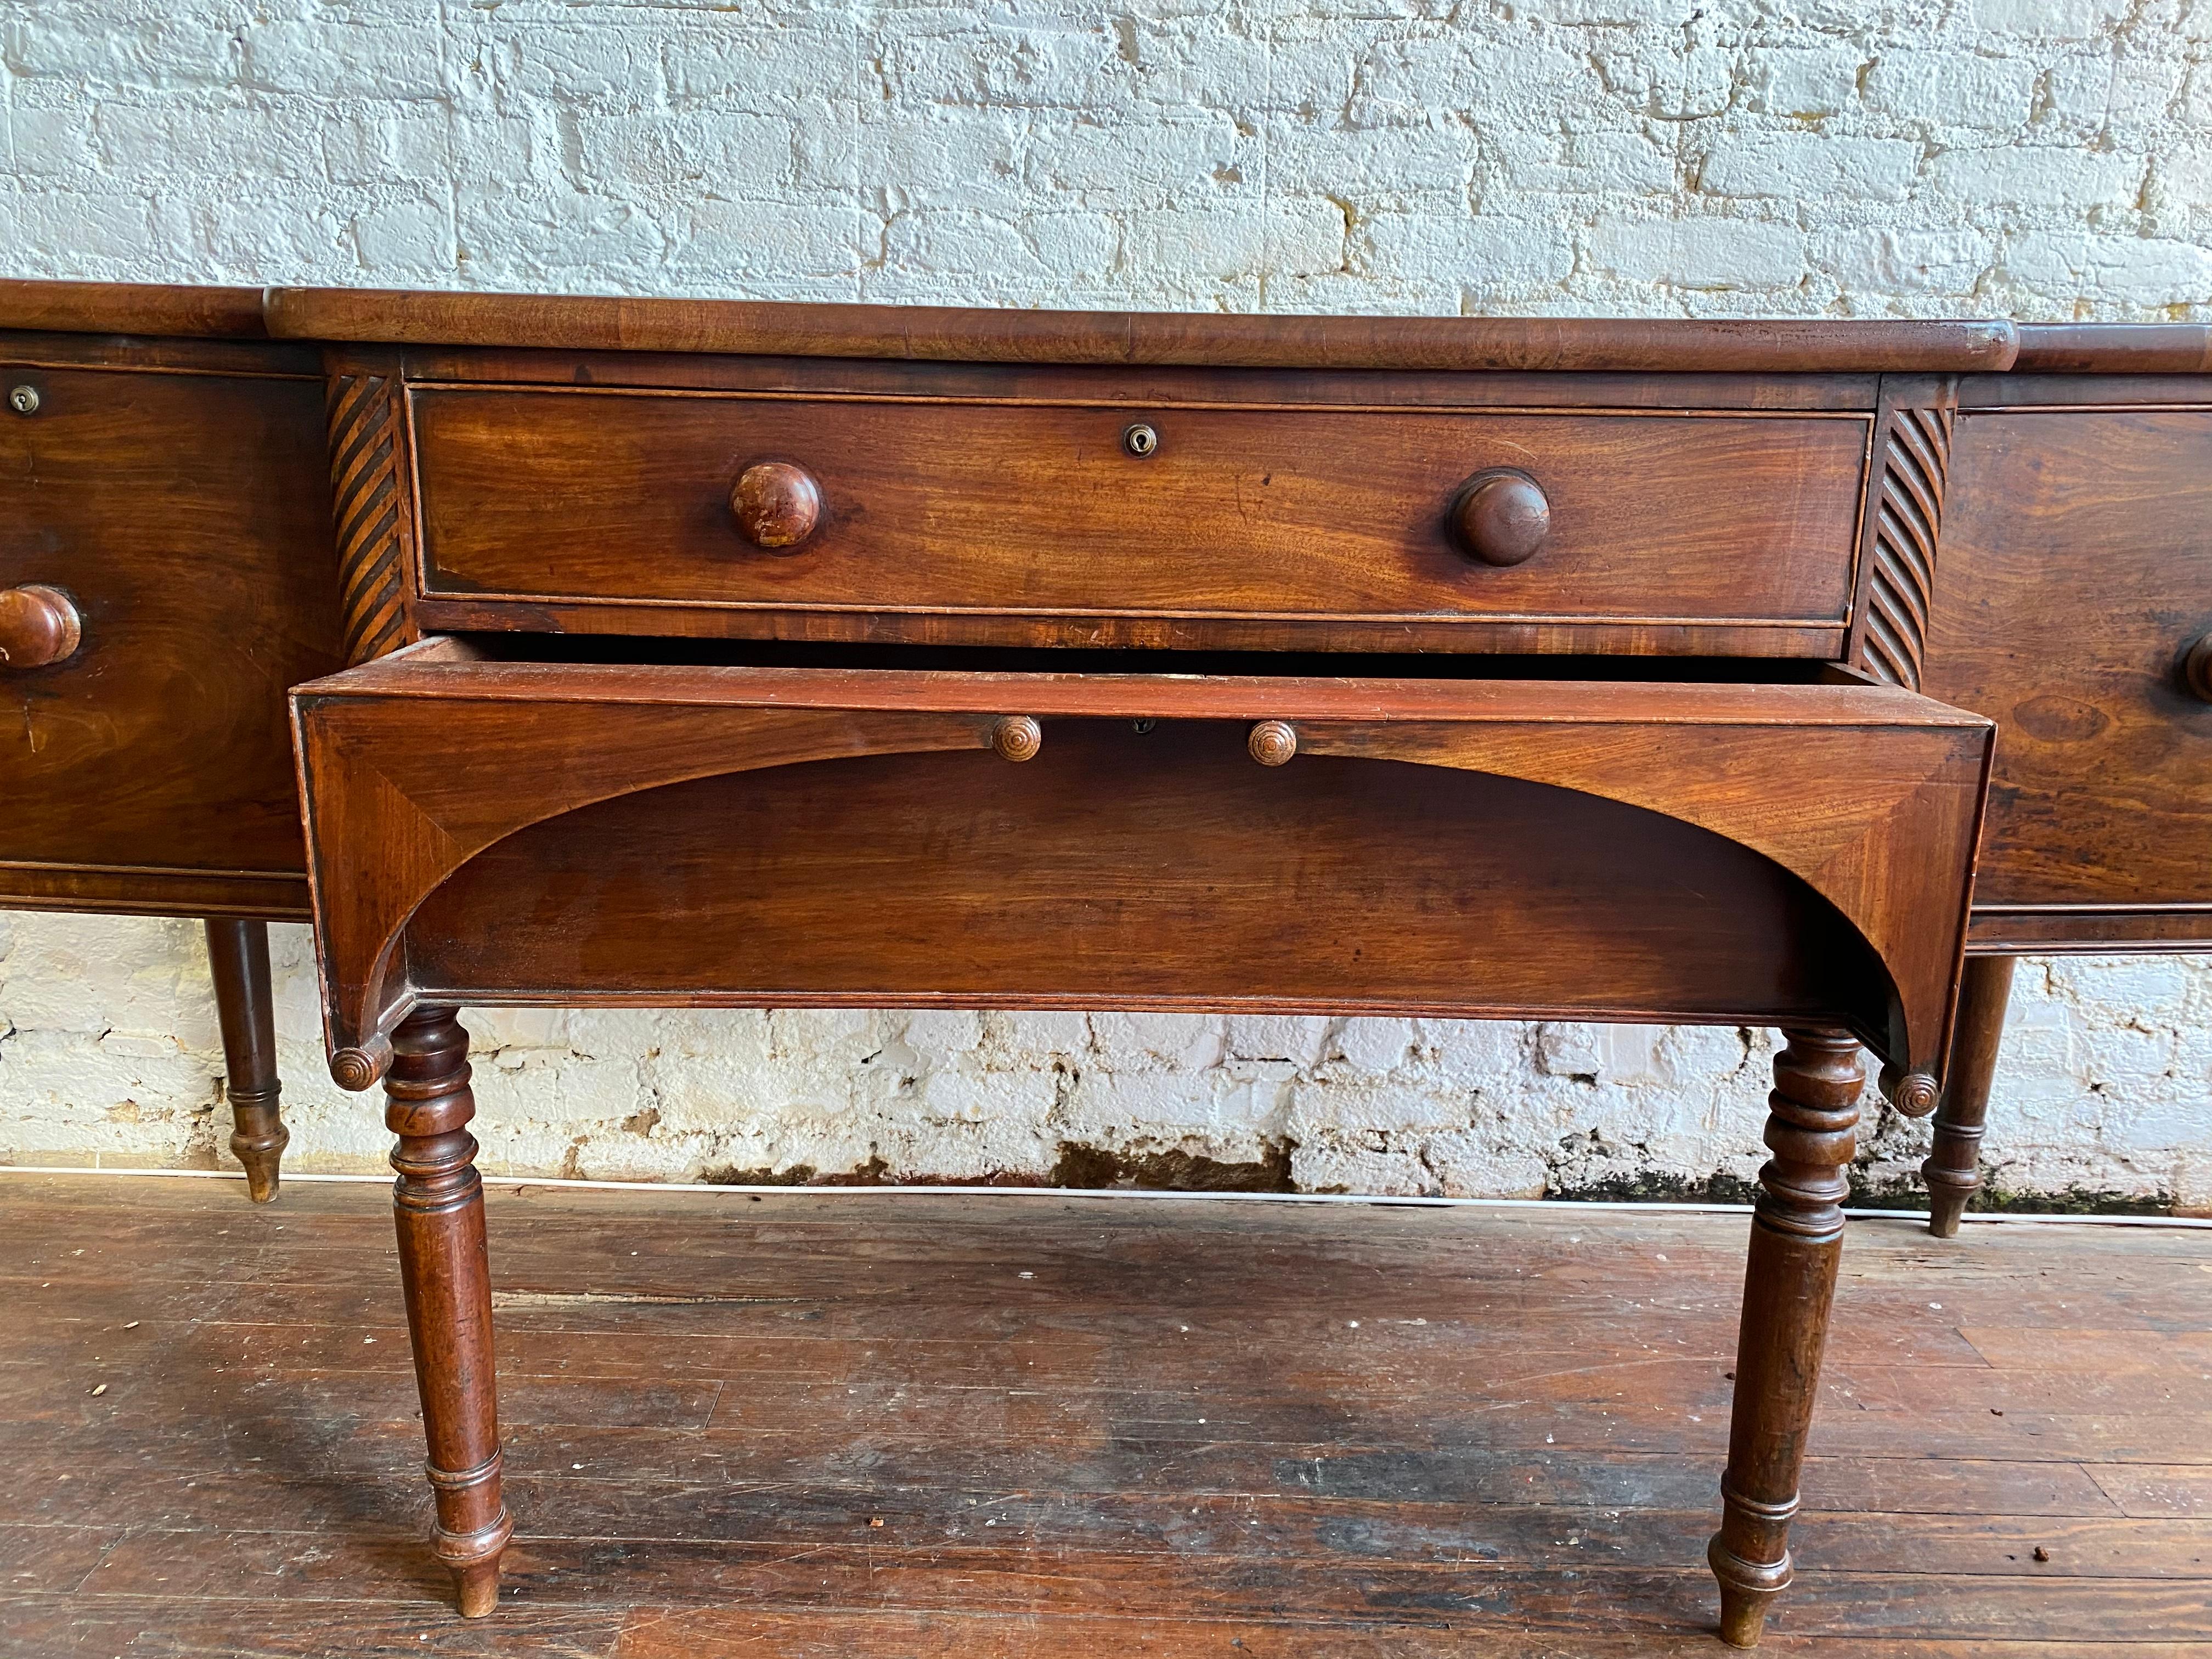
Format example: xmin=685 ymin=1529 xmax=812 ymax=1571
xmin=1122 ymin=422 xmax=1159 ymax=458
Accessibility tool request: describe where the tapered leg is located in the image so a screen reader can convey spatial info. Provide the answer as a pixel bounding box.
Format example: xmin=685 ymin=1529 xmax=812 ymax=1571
xmin=1709 ymin=1028 xmax=1862 ymax=1648
xmin=205 ymin=919 xmax=287 ymax=1204
xmin=386 ymin=1007 xmax=512 ymax=1617
xmin=1924 ymin=955 xmax=2016 ymax=1239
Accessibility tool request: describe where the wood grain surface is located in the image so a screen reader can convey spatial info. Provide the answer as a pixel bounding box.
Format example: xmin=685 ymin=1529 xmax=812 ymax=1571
xmin=2 ymin=1172 xmax=2208 ymax=1656
xmin=290 ymin=653 xmax=1988 ymax=1087
xmin=410 ymin=387 xmax=1869 ymax=645
xmin=1924 ymin=407 xmax=2212 ymax=941
xmin=0 ymin=345 xmax=345 ymax=918
xmin=264 ymin=286 xmax=2024 ymax=373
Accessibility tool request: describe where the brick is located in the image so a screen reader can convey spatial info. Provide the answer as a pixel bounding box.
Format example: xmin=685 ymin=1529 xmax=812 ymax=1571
xmin=1926 ymin=144 xmax=2142 ymax=210
xmin=1862 ymin=52 xmax=2041 ymax=131
xmin=246 ymin=20 xmax=452 ymax=101
xmin=1701 ymin=134 xmax=1920 ymax=202
xmin=1587 ymin=213 xmax=1805 ymax=289
xmin=1817 ymin=227 xmax=1997 ymax=295
xmin=1745 ymin=47 xmax=1865 ymax=119
xmin=571 ymin=112 xmax=795 ymax=192
xmin=1361 ymin=211 xmax=1576 ymax=298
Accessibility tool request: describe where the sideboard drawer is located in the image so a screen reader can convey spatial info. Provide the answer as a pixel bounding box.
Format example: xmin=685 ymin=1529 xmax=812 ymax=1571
xmin=0 ymin=352 xmax=342 ymax=917
xmin=411 ymin=388 xmax=1870 ymax=650
xmin=292 ymin=644 xmax=1987 ymax=1097
xmin=1926 ymin=406 xmax=2212 ymax=947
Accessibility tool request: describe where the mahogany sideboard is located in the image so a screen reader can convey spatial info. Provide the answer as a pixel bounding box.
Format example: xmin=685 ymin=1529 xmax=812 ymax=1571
xmin=4 ymin=280 xmax=2209 ymax=1646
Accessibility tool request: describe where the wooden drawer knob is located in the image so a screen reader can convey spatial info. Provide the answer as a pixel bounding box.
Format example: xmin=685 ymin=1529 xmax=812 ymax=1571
xmin=2185 ymin=631 xmax=2212 ymax=702
xmin=730 ymin=462 xmax=821 ymax=550
xmin=991 ymin=716 xmax=1042 ymax=762
xmin=1452 ymin=471 xmax=1550 ymax=566
xmin=1249 ymin=720 xmax=1298 ymax=766
xmin=0 ymin=584 xmax=82 ymax=669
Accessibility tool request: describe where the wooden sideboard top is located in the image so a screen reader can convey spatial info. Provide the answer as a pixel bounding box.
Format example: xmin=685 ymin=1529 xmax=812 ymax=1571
xmin=3 ymin=276 xmax=2205 ymax=374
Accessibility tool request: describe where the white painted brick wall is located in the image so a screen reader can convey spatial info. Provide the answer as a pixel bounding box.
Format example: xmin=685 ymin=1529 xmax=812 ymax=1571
xmin=2 ymin=1 xmax=2209 ymax=1205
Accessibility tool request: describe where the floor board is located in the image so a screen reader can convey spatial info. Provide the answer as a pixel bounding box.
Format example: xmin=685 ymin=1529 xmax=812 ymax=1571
xmin=2 ymin=1173 xmax=2208 ymax=1656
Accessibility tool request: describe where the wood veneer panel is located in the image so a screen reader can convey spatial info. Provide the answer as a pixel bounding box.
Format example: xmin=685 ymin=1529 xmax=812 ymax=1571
xmin=1925 ymin=408 xmax=2212 ymax=929
xmin=0 ymin=357 xmax=344 ymax=911
xmin=411 ymin=389 xmax=1867 ymax=642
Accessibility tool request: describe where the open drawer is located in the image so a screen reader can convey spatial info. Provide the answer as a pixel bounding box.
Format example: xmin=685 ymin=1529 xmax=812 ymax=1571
xmin=291 ymin=641 xmax=1991 ymax=1107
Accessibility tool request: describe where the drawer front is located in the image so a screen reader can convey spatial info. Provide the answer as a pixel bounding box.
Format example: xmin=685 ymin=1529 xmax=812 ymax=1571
xmin=0 ymin=358 xmax=343 ymax=916
xmin=294 ymin=650 xmax=1987 ymax=1096
xmin=1925 ymin=408 xmax=2212 ymax=936
xmin=413 ymin=389 xmax=1869 ymax=647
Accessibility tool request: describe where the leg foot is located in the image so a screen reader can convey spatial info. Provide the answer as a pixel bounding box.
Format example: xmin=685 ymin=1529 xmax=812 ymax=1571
xmin=206 ymin=919 xmax=287 ymax=1203
xmin=387 ymin=1007 xmax=512 ymax=1616
xmin=1924 ymin=955 xmax=2015 ymax=1238
xmin=1709 ymin=1028 xmax=1861 ymax=1648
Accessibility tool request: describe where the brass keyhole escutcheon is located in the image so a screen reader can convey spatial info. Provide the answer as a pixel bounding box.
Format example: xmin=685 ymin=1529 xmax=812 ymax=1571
xmin=8 ymin=384 xmax=40 ymax=416
xmin=1122 ymin=422 xmax=1159 ymax=459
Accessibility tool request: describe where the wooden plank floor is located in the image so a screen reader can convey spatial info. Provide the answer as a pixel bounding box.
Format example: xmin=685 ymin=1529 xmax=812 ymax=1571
xmin=2 ymin=1173 xmax=2209 ymax=1656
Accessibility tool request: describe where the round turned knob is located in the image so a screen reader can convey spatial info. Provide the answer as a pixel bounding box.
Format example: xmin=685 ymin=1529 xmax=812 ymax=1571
xmin=1451 ymin=470 xmax=1550 ymax=567
xmin=2183 ymin=631 xmax=2212 ymax=702
xmin=1880 ymin=1066 xmax=1941 ymax=1119
xmin=0 ymin=585 xmax=82 ymax=669
xmin=729 ymin=462 xmax=822 ymax=550
xmin=1249 ymin=720 xmax=1298 ymax=766
xmin=991 ymin=715 xmax=1042 ymax=762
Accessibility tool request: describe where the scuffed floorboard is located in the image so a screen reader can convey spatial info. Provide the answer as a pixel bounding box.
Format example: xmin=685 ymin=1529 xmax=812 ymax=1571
xmin=1 ymin=1173 xmax=2208 ymax=1656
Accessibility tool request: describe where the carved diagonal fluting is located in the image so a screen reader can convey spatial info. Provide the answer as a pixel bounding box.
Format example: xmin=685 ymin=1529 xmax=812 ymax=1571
xmin=325 ymin=371 xmax=413 ymax=666
xmin=1860 ymin=399 xmax=1954 ymax=692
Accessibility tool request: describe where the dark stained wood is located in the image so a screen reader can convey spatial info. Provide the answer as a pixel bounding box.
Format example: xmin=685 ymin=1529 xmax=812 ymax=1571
xmin=0 ymin=583 xmax=81 ymax=668
xmin=204 ymin=918 xmax=287 ymax=1204
xmin=0 ymin=278 xmax=272 ymax=340
xmin=0 ymin=344 xmax=345 ymax=920
xmin=1846 ymin=376 xmax=1956 ymax=692
xmin=4 ymin=1172 xmax=2210 ymax=1656
xmin=1922 ymin=406 xmax=2212 ymax=946
xmin=1711 ymin=1031 xmax=1865 ymax=1647
xmin=321 ymin=349 xmax=417 ymax=665
xmin=383 ymin=1008 xmax=511 ymax=1617
xmin=2012 ymin=323 xmax=2212 ymax=374
xmin=1449 ymin=469 xmax=1551 ymax=566
xmin=1925 ymin=955 xmax=2017 ymax=1239
xmin=410 ymin=388 xmax=1869 ymax=652
xmin=727 ymin=460 xmax=821 ymax=550
xmin=267 ymin=286 xmax=2023 ymax=373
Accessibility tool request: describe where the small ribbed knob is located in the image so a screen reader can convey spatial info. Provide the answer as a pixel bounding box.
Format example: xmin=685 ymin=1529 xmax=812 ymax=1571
xmin=2183 ymin=631 xmax=2212 ymax=702
xmin=730 ymin=462 xmax=822 ymax=550
xmin=1249 ymin=720 xmax=1298 ymax=766
xmin=991 ymin=716 xmax=1042 ymax=762
xmin=0 ymin=585 xmax=82 ymax=669
xmin=1452 ymin=471 xmax=1550 ymax=566
xmin=1880 ymin=1067 xmax=1941 ymax=1119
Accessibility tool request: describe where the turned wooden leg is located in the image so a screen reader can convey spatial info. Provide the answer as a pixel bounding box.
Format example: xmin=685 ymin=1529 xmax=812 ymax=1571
xmin=205 ymin=919 xmax=288 ymax=1204
xmin=1924 ymin=954 xmax=2015 ymax=1239
xmin=386 ymin=1007 xmax=512 ymax=1617
xmin=1709 ymin=1028 xmax=1861 ymax=1649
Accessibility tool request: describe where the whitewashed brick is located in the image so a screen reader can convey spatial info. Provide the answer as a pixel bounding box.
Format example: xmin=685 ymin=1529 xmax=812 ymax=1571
xmin=1862 ymin=52 xmax=2040 ymax=131
xmin=1745 ymin=48 xmax=1864 ymax=118
xmin=1588 ymin=213 xmax=1804 ymax=289
xmin=1362 ymin=212 xmax=1575 ymax=296
xmin=1928 ymin=143 xmax=2142 ymax=209
xmin=1702 ymin=134 xmax=1920 ymax=202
